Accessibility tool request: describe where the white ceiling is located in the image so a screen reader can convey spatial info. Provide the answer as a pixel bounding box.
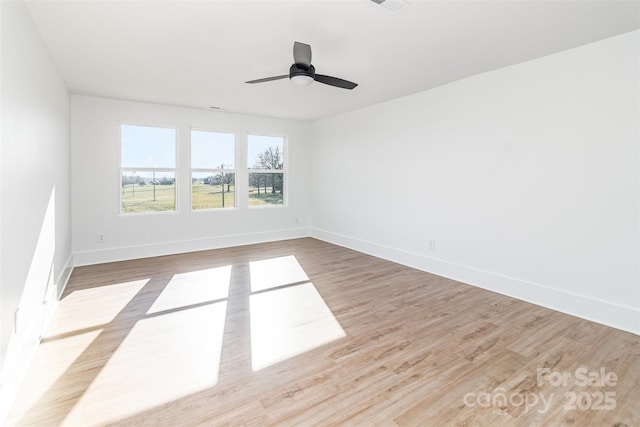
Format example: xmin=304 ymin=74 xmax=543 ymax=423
xmin=25 ymin=0 xmax=640 ymax=121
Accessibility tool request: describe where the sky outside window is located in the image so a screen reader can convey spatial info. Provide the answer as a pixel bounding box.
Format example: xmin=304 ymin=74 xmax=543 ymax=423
xmin=192 ymin=130 xmax=235 ymax=169
xmin=121 ymin=124 xmax=176 ymax=168
xmin=248 ymin=135 xmax=284 ymax=169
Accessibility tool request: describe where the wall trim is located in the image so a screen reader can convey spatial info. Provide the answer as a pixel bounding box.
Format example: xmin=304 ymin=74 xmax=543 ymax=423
xmin=73 ymin=227 xmax=312 ymax=266
xmin=0 ymin=254 xmax=74 ymax=425
xmin=56 ymin=255 xmax=74 ymax=299
xmin=311 ymin=228 xmax=640 ymax=336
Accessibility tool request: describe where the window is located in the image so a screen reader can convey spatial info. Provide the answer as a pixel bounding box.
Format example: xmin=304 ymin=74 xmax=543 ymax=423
xmin=120 ymin=124 xmax=176 ymax=214
xmin=247 ymin=134 xmax=285 ymax=207
xmin=191 ymin=130 xmax=236 ymax=210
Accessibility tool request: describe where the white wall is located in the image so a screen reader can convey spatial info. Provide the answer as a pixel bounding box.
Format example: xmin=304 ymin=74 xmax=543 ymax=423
xmin=71 ymin=96 xmax=312 ymax=265
xmin=312 ymin=30 xmax=640 ymax=334
xmin=0 ymin=0 xmax=72 ymax=415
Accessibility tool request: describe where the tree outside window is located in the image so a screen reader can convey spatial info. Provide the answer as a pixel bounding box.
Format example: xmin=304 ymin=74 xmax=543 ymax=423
xmin=248 ymin=135 xmax=285 ymax=207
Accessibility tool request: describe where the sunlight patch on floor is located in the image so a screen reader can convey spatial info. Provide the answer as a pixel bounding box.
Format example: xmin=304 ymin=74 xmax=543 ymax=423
xmin=48 ymin=279 xmax=149 ymax=337
xmin=147 ymin=266 xmax=231 ymax=314
xmin=65 ymin=302 xmax=228 ymax=426
xmin=250 ymin=282 xmax=345 ymax=371
xmin=7 ymin=330 xmax=102 ymax=423
xmin=249 ymin=255 xmax=310 ymax=292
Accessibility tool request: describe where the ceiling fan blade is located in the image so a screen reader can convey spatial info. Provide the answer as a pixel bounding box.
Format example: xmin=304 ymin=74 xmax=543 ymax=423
xmin=245 ymin=75 xmax=289 ymax=84
xmin=293 ymin=42 xmax=312 ymax=67
xmin=314 ymin=74 xmax=358 ymax=90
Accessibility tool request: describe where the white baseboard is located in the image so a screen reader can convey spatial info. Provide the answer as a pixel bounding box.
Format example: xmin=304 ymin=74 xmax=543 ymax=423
xmin=311 ymin=228 xmax=640 ymax=336
xmin=0 ymin=254 xmax=74 ymax=425
xmin=56 ymin=255 xmax=74 ymax=299
xmin=73 ymin=227 xmax=311 ymax=266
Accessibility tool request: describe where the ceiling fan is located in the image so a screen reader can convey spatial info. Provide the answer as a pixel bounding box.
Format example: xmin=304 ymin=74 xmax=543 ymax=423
xmin=246 ymin=42 xmax=358 ymax=90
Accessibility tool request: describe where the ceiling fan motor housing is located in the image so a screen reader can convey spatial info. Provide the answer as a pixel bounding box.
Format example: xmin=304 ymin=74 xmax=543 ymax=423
xmin=289 ymin=63 xmax=316 ymax=79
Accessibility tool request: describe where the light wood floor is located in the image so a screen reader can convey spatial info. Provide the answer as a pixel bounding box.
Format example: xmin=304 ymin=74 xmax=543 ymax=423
xmin=6 ymin=238 xmax=640 ymax=426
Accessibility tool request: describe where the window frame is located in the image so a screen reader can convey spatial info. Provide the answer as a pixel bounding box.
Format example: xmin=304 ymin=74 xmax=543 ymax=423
xmin=118 ymin=122 xmax=179 ymax=216
xmin=247 ymin=133 xmax=288 ymax=208
xmin=190 ymin=128 xmax=238 ymax=212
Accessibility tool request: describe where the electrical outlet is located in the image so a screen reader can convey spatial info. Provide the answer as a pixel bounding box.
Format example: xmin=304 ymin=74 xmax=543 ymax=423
xmin=295 ymin=217 xmax=300 ymax=225
xmin=428 ymin=240 xmax=436 ymax=251
xmin=97 ymin=233 xmax=105 ymax=243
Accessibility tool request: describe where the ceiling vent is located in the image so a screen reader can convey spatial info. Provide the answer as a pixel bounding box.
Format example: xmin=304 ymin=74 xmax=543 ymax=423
xmin=370 ymin=0 xmax=408 ymax=12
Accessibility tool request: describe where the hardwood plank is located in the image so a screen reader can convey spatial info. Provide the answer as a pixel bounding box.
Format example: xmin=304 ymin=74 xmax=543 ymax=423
xmin=6 ymin=238 xmax=639 ymax=426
